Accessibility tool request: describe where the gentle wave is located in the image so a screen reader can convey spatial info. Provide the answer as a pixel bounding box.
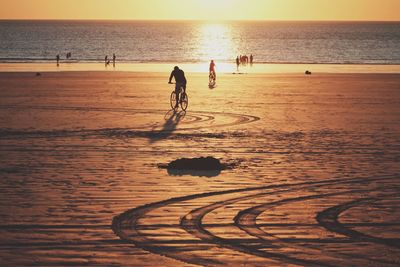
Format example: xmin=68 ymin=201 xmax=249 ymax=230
xmin=1 ymin=58 xmax=399 ymax=65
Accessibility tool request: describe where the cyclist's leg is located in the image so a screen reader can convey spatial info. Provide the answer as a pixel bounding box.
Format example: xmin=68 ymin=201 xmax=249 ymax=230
xmin=174 ymin=83 xmax=180 ymax=107
xmin=182 ymin=83 xmax=186 ymax=94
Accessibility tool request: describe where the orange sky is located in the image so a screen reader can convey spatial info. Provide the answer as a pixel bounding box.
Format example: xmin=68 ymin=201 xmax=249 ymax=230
xmin=0 ymin=0 xmax=399 ymax=21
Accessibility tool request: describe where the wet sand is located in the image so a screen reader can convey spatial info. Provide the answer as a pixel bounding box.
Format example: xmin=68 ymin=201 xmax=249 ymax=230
xmin=2 ymin=62 xmax=400 ymax=74
xmin=0 ymin=71 xmax=399 ymax=266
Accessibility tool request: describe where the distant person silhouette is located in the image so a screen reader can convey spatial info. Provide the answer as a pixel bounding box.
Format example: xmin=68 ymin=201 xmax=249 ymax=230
xmin=168 ymin=66 xmax=187 ymax=108
xmin=105 ymin=55 xmax=109 ymax=66
xmin=209 ymin=60 xmax=216 ymax=81
xmin=56 ymin=54 xmax=60 ymax=66
xmin=236 ymin=56 xmax=240 ymax=70
xmin=250 ymin=54 xmax=253 ymax=65
xmin=112 ymin=53 xmax=116 ymax=67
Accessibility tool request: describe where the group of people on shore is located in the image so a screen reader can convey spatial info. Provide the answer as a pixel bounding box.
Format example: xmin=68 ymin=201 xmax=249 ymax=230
xmin=55 ymin=53 xmax=117 ymax=67
xmin=236 ymin=54 xmax=254 ymax=67
xmin=105 ymin=54 xmax=116 ymax=67
xmin=56 ymin=52 xmax=73 ymax=66
xmin=56 ymin=54 xmax=253 ymax=72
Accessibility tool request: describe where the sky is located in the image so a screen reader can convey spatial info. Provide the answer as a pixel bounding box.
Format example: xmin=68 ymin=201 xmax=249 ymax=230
xmin=0 ymin=0 xmax=399 ymax=21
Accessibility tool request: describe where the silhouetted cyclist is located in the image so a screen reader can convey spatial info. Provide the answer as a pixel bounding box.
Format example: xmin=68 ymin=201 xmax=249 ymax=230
xmin=168 ymin=66 xmax=187 ymax=108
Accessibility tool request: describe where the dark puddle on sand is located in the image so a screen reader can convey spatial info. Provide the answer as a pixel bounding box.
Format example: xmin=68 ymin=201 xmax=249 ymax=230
xmin=158 ymin=156 xmax=242 ymax=177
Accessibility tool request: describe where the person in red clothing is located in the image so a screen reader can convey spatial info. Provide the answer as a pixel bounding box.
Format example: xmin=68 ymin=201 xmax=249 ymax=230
xmin=209 ymin=60 xmax=216 ymax=82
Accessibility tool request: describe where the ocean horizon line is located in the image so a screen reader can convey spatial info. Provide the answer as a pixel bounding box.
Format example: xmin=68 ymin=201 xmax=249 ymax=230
xmin=1 ymin=19 xmax=400 ymax=23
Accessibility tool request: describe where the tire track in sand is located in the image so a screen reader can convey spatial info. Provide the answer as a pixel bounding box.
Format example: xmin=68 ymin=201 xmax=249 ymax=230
xmin=112 ymin=175 xmax=399 ymax=266
xmin=316 ymin=196 xmax=400 ymax=249
xmin=0 ymin=105 xmax=260 ymax=138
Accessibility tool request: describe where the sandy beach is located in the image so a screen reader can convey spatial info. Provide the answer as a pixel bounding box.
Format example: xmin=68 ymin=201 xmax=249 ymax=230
xmin=0 ymin=70 xmax=399 ymax=266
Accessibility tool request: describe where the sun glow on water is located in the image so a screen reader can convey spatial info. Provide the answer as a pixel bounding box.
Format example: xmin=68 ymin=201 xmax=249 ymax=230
xmin=196 ymin=23 xmax=236 ymax=71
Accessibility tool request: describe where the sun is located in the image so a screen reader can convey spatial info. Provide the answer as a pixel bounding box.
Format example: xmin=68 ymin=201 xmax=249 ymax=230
xmin=192 ymin=0 xmax=240 ymax=21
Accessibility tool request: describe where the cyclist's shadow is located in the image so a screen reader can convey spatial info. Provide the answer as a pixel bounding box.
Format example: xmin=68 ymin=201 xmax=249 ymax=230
xmin=148 ymin=109 xmax=186 ymax=143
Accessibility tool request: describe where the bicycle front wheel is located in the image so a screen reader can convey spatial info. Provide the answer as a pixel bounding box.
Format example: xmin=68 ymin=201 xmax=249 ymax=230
xmin=180 ymin=92 xmax=188 ymax=111
xmin=170 ymin=91 xmax=177 ymax=109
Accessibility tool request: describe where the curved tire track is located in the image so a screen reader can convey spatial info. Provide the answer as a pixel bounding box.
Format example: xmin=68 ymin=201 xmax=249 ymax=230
xmin=112 ymin=175 xmax=399 ymax=266
xmin=317 ymin=196 xmax=400 ymax=249
xmin=0 ymin=105 xmax=260 ymax=138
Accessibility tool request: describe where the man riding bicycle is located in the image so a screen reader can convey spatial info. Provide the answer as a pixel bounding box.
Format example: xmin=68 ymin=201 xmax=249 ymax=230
xmin=209 ymin=60 xmax=216 ymax=82
xmin=168 ymin=66 xmax=187 ymax=108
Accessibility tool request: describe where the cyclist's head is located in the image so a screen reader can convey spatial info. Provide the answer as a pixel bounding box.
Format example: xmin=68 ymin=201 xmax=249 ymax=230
xmin=211 ymin=60 xmax=214 ymax=63
xmin=174 ymin=66 xmax=179 ymax=71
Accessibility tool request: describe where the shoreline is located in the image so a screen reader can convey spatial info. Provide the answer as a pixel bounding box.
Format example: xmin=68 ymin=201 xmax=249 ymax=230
xmin=1 ymin=62 xmax=400 ymax=74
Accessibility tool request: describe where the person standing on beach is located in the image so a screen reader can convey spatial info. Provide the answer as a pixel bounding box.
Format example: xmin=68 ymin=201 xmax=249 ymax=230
xmin=168 ymin=66 xmax=187 ymax=108
xmin=209 ymin=60 xmax=216 ymax=81
xmin=112 ymin=53 xmax=116 ymax=67
xmin=56 ymin=54 xmax=60 ymax=66
xmin=236 ymin=56 xmax=240 ymax=70
xmin=105 ymin=55 xmax=108 ymax=66
xmin=250 ymin=54 xmax=253 ymax=65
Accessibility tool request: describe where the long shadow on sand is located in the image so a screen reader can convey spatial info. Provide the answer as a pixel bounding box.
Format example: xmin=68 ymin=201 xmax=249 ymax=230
xmin=148 ymin=109 xmax=186 ymax=143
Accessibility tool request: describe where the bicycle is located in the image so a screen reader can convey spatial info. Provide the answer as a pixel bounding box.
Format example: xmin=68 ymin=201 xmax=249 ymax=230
xmin=169 ymin=83 xmax=188 ymax=111
xmin=209 ymin=71 xmax=216 ymax=85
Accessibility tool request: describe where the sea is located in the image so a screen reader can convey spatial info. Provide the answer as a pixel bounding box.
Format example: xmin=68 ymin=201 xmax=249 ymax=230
xmin=0 ymin=20 xmax=399 ymax=64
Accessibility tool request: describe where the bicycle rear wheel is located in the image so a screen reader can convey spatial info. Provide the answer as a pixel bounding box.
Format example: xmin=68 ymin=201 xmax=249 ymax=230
xmin=209 ymin=73 xmax=214 ymax=84
xmin=180 ymin=92 xmax=188 ymax=111
xmin=170 ymin=91 xmax=177 ymax=109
